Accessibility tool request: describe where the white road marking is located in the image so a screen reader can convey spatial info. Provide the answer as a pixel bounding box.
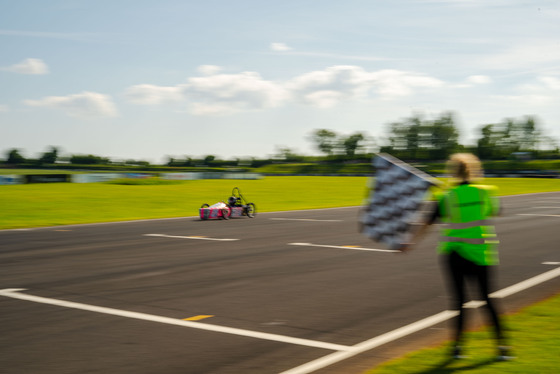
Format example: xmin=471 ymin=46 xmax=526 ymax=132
xmin=0 ymin=288 xmax=350 ymax=352
xmin=543 ymin=262 xmax=560 ymax=265
xmin=463 ymin=300 xmax=486 ymax=308
xmin=280 ymin=265 xmax=560 ymax=374
xmin=279 ymin=311 xmax=459 ymax=374
xmin=270 ymin=218 xmax=343 ymax=222
xmin=144 ymin=234 xmax=238 ymax=242
xmin=490 ymin=266 xmax=560 ymax=299
xmin=517 ymin=213 xmax=560 ymax=218
xmin=288 ymin=242 xmax=399 ymax=253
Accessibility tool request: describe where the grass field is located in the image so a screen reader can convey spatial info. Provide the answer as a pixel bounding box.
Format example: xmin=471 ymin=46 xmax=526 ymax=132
xmin=365 ymin=293 xmax=560 ymax=374
xmin=0 ymin=177 xmax=559 ymax=229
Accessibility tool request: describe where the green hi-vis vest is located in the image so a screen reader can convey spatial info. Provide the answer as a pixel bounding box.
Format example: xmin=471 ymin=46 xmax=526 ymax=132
xmin=438 ymin=184 xmax=500 ymax=266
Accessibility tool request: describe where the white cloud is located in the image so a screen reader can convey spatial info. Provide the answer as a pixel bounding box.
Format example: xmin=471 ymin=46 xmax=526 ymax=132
xmin=125 ymin=65 xmax=444 ymax=113
xmin=480 ymin=40 xmax=560 ymax=71
xmin=197 ymin=65 xmax=222 ymax=75
xmin=466 ymin=75 xmax=491 ymax=84
xmin=494 ymin=93 xmax=554 ymax=106
xmin=125 ymin=66 xmax=289 ymax=114
xmin=124 ymin=84 xmax=185 ymax=105
xmin=0 ymin=104 xmax=9 ymax=112
xmin=287 ymin=65 xmax=373 ymax=106
xmin=369 ymin=69 xmax=444 ymax=97
xmin=453 ymin=74 xmax=492 ymax=88
xmin=492 ymin=74 xmax=560 ymax=107
xmin=539 ymin=76 xmax=560 ymax=90
xmin=270 ymin=42 xmax=292 ymax=52
xmin=302 ymin=91 xmax=344 ymax=108
xmin=288 ymin=66 xmax=443 ymax=106
xmin=24 ymin=91 xmax=117 ymax=118
xmin=184 ymin=71 xmax=289 ymax=114
xmin=2 ymin=58 xmax=49 ymax=74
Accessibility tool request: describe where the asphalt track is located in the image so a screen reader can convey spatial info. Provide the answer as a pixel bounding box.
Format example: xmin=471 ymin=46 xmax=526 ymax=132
xmin=1 ymin=192 xmax=559 ymax=374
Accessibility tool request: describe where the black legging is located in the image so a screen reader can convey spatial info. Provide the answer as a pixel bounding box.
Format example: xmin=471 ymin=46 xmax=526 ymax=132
xmin=444 ymin=250 xmax=504 ymax=345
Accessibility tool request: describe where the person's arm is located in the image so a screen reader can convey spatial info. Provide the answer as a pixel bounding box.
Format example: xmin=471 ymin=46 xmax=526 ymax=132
xmin=400 ymin=221 xmax=431 ymax=252
xmin=400 ymin=200 xmax=440 ymax=252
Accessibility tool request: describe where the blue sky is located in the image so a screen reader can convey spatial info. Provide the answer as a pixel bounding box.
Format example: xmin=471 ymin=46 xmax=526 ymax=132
xmin=1 ymin=0 xmax=559 ymax=163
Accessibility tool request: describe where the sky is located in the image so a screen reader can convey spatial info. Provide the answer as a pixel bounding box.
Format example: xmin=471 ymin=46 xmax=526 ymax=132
xmin=1 ymin=0 xmax=560 ymax=163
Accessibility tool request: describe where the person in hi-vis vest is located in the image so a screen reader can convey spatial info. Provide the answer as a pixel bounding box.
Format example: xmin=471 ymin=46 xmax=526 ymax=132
xmin=402 ymin=153 xmax=513 ymax=361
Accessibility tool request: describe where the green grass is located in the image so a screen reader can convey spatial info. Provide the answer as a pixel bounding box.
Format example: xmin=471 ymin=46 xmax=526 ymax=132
xmin=0 ymin=177 xmax=558 ymax=230
xmin=365 ymin=293 xmax=560 ymax=374
xmin=0 ymin=177 xmax=368 ymax=229
xmin=471 ymin=178 xmax=559 ymax=196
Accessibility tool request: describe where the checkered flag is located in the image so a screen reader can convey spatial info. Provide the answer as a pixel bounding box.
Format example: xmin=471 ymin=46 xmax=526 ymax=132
xmin=360 ymin=153 xmax=441 ymax=250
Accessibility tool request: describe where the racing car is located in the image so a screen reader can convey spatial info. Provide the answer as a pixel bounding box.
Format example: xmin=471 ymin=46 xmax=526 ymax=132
xmin=199 ymin=187 xmax=256 ymax=220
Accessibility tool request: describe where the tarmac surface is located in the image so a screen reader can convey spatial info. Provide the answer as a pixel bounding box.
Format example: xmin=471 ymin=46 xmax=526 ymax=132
xmin=1 ymin=191 xmax=559 ymax=374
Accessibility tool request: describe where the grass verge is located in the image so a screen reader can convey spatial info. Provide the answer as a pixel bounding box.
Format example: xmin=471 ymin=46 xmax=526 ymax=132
xmin=0 ymin=177 xmax=558 ymax=230
xmin=0 ymin=177 xmax=368 ymax=229
xmin=364 ymin=292 xmax=560 ymax=373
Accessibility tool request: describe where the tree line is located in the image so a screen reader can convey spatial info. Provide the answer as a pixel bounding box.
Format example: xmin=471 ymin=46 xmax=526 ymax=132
xmin=3 ymin=112 xmax=559 ymax=169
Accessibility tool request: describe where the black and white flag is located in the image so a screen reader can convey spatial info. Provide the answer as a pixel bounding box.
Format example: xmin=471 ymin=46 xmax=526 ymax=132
xmin=360 ymin=153 xmax=441 ymax=250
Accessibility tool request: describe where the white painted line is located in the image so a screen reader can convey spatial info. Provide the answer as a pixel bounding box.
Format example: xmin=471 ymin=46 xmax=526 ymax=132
xmin=0 ymin=216 xmax=196 ymax=232
xmin=517 ymin=213 xmax=560 ymax=218
xmin=490 ymin=266 xmax=560 ymax=299
xmin=463 ymin=300 xmax=486 ymax=308
xmin=270 ymin=218 xmax=343 ymax=222
xmin=543 ymin=262 xmax=560 ymax=266
xmin=279 ymin=311 xmax=458 ymax=374
xmin=0 ymin=288 xmax=350 ymax=352
xmin=144 ymin=234 xmax=238 ymax=242
xmin=288 ymin=242 xmax=399 ymax=253
xmin=280 ymin=265 xmax=560 ymax=374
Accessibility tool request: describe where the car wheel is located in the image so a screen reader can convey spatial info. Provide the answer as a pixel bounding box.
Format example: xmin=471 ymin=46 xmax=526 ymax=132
xmin=246 ymin=203 xmax=256 ymax=218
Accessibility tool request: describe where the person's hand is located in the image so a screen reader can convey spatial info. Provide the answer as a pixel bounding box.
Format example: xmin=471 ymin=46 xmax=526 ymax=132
xmin=399 ymin=242 xmax=414 ymax=253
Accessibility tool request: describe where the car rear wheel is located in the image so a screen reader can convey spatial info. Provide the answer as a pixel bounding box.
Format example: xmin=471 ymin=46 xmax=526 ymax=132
xmin=246 ymin=203 xmax=256 ymax=218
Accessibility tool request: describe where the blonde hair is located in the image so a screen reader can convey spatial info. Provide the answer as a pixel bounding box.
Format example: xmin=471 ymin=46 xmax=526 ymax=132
xmin=446 ymin=153 xmax=483 ymax=182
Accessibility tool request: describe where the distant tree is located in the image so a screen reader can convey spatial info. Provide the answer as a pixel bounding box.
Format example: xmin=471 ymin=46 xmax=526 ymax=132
xmin=125 ymin=159 xmax=150 ymax=166
xmin=342 ymin=132 xmax=365 ymax=157
xmin=474 ymin=116 xmax=546 ymax=159
xmin=427 ymin=113 xmax=460 ymax=160
xmin=203 ymin=155 xmax=216 ymax=165
xmin=382 ymin=113 xmax=460 ymax=160
xmin=6 ymin=149 xmax=26 ymax=165
xmin=38 ymin=146 xmax=59 ymax=165
xmin=274 ymin=146 xmax=304 ymax=162
xmin=311 ymin=129 xmax=338 ymax=156
xmin=519 ymin=116 xmax=540 ymax=151
xmin=476 ymin=124 xmax=497 ymax=159
xmin=70 ymin=154 xmax=110 ymax=165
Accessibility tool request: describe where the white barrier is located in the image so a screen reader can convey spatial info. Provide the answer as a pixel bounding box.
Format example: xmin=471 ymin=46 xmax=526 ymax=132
xmin=0 ymin=175 xmax=24 ymax=185
xmin=160 ymin=172 xmax=202 ymax=180
xmin=160 ymin=172 xmax=262 ymax=180
xmin=71 ymin=173 xmax=123 ymax=183
xmin=222 ymin=173 xmax=263 ymax=180
xmin=0 ymin=172 xmax=263 ymax=184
